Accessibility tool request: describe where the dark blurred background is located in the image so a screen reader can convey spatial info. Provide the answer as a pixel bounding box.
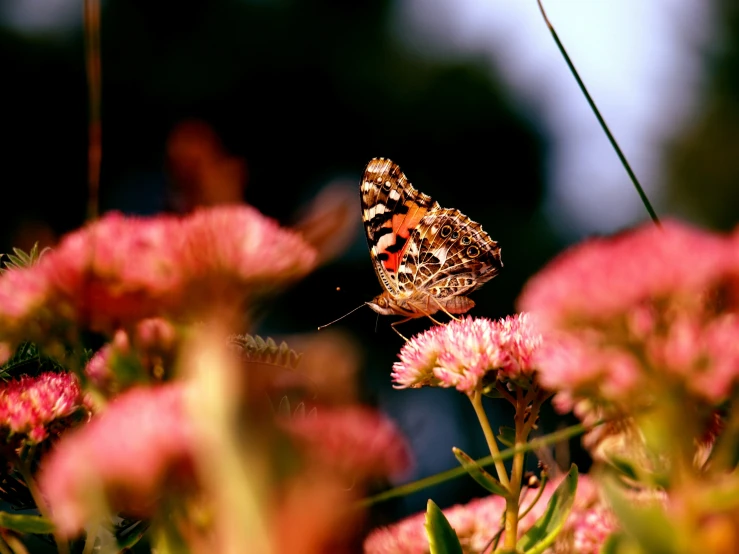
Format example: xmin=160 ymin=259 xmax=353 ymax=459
xmin=1 ymin=0 xmax=737 ymax=526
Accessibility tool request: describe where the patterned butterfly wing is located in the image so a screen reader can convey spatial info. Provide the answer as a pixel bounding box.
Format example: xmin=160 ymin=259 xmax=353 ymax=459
xmin=360 ymin=158 xmax=439 ymax=297
xmin=405 ymin=207 xmax=502 ymax=301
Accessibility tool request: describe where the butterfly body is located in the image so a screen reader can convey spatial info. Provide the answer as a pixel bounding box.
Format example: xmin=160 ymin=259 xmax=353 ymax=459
xmin=361 ymin=157 xmax=502 ymax=323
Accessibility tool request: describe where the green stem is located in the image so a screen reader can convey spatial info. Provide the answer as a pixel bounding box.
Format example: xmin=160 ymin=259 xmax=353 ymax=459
xmin=536 ymin=0 xmax=660 ymax=226
xmin=504 ymin=394 xmax=525 ymax=548
xmin=83 ymin=0 xmax=102 ymax=221
xmin=518 ymin=472 xmax=549 ymax=520
xmin=358 ymin=420 xmax=593 ymax=508
xmin=504 ymin=389 xmax=548 ymax=550
xmin=17 ymin=457 xmax=68 ymax=554
xmin=495 ymin=382 xmax=517 ymax=405
xmin=470 ymin=389 xmax=510 ymax=489
xmin=82 ymin=524 xmax=99 ymax=554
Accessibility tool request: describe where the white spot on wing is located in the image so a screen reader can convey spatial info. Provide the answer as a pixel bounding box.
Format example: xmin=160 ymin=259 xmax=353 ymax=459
xmin=368 ymin=204 xmax=386 ymax=219
xmin=434 ymin=247 xmax=449 ymax=265
xmin=377 ymin=233 xmax=395 ymax=252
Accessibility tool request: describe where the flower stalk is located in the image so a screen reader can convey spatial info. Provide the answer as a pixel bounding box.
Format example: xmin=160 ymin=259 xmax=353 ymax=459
xmin=470 ymin=389 xmax=510 ymax=490
xmin=470 ymin=379 xmax=552 ymax=550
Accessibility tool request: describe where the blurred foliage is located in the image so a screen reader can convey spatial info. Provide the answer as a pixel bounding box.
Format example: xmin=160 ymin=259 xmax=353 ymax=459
xmin=666 ymin=0 xmax=739 ymax=230
xmin=0 ymin=243 xmax=50 ymax=273
xmin=0 ymin=342 xmax=74 ymax=381
xmin=228 ymin=333 xmax=302 ymax=369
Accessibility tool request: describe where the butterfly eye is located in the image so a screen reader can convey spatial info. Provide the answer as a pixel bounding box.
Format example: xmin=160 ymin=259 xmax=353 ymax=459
xmin=383 ymin=180 xmax=392 ymax=190
xmin=440 ymin=225 xmax=452 ymax=238
xmin=461 ymin=236 xmax=471 ymax=246
xmin=451 ymin=231 xmax=460 ymax=240
xmin=467 ymin=246 xmax=480 ymax=258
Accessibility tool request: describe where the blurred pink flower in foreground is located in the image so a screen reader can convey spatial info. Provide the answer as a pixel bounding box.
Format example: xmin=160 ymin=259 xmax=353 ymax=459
xmin=518 ymin=220 xmax=730 ymax=329
xmin=0 ymin=205 xmax=317 ymax=343
xmin=38 ymin=384 xmax=194 ymax=539
xmin=0 ymin=372 xmax=90 ymax=445
xmin=282 ymin=406 xmax=412 ymax=481
xmin=391 ymin=314 xmax=541 ymax=394
xmin=518 ymin=219 xmax=739 ymax=409
xmin=363 ymin=475 xmax=615 ymax=554
xmin=176 ymin=206 xmax=317 ymax=312
xmin=276 ymin=406 xmax=413 ymax=554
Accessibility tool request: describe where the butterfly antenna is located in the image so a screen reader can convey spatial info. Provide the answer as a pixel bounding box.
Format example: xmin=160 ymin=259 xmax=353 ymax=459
xmin=317 ymin=303 xmax=370 ymax=331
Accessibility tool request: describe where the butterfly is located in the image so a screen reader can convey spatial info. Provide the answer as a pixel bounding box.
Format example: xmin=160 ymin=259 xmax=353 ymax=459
xmin=361 ymin=158 xmax=502 ymax=335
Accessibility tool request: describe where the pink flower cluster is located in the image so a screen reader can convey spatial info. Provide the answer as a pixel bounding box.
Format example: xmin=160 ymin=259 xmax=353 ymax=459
xmin=0 ymin=206 xmax=316 ymax=344
xmin=281 ymin=406 xmax=412 ymax=480
xmin=38 ymin=384 xmax=195 ymax=538
xmin=391 ymin=314 xmax=542 ymax=394
xmin=0 ymin=371 xmax=90 ymax=444
xmin=519 ymin=220 xmax=729 ymax=329
xmin=85 ymin=317 xmax=179 ymax=392
xmin=518 ymin=219 xmax=739 ymax=408
xmin=363 ymin=475 xmax=615 ymax=554
xmin=565 ymin=505 xmax=618 ymax=554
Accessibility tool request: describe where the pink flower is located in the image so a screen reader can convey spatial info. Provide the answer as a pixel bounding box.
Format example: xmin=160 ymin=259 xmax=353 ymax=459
xmin=0 ymin=372 xmax=90 ymax=445
xmin=0 ymin=206 xmax=317 ymax=343
xmin=391 ymin=314 xmax=542 ymax=395
xmin=38 ymin=384 xmax=195 ymax=538
xmin=45 ymin=213 xmax=185 ymax=332
xmin=518 ymin=220 xmax=730 ymax=330
xmin=84 ymin=345 xmax=113 ymax=389
xmin=84 ymin=318 xmax=179 ymax=392
xmin=282 ymin=406 xmax=412 ymax=480
xmin=179 ymin=206 xmax=316 ymax=294
xmin=391 ymin=325 xmax=450 ymax=389
xmin=519 ymin=219 xmax=739 ymax=410
xmin=566 ymin=505 xmax=619 ymax=554
xmin=646 ymin=313 xmax=739 ymax=403
xmin=363 ymin=475 xmax=612 ymax=554
xmin=0 ymin=268 xmax=53 ymax=341
xmin=135 ymin=317 xmax=177 ymax=352
xmin=363 ymin=494 xmax=508 ymax=554
xmin=535 ymin=335 xmax=641 ymax=408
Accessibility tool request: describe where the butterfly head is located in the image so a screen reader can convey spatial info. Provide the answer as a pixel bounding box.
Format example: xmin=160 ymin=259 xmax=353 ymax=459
xmin=367 ymin=292 xmax=398 ymax=316
xmin=367 ymin=291 xmax=425 ymax=318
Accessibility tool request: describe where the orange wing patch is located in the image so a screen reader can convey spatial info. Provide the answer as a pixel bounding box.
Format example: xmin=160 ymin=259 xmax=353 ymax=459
xmin=376 ymin=206 xmax=428 ymax=273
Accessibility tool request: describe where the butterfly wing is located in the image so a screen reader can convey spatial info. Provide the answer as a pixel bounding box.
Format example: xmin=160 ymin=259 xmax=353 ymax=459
xmin=360 ymin=158 xmax=438 ymax=296
xmin=404 ymin=207 xmax=502 ymax=301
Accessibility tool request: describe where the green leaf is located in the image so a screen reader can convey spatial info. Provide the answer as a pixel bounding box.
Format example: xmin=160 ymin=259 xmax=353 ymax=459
xmin=228 ymin=333 xmax=302 ymax=368
xmin=600 ymin=531 xmax=644 ymax=554
xmin=0 ymin=243 xmax=50 ymax=273
xmin=498 ymin=426 xmax=516 ymax=448
xmin=605 ymin=456 xmax=669 ymax=489
xmin=606 ymin=455 xmax=639 ymax=480
xmin=277 ymin=396 xmax=291 ymax=418
xmin=603 ymin=474 xmax=678 ymax=554
xmin=0 ymin=512 xmax=54 ymax=534
xmin=517 ymin=463 xmax=578 ymax=554
xmin=115 ymin=519 xmax=150 ymax=549
xmin=452 ymin=447 xmax=509 ymax=497
xmin=425 ymin=499 xmax=463 ymax=554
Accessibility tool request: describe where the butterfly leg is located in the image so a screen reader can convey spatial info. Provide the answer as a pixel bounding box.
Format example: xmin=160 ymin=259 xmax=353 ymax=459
xmin=390 ymin=318 xmax=412 ymax=341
